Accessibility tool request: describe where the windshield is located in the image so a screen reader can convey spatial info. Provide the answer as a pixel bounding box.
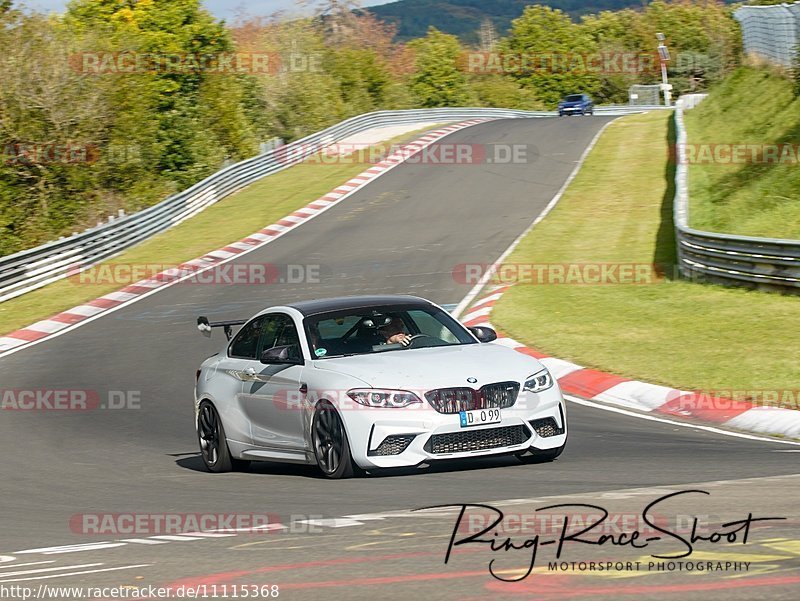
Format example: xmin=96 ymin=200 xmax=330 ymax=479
xmin=565 ymin=94 xmax=584 ymax=102
xmin=304 ymin=304 xmax=477 ymax=358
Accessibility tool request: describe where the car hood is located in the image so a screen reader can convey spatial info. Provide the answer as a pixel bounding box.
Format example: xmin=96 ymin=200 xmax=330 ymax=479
xmin=312 ymin=343 xmax=543 ymax=390
xmin=561 ymin=101 xmax=585 ymax=106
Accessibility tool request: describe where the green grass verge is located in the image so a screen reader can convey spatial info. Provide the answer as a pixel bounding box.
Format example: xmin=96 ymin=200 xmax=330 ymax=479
xmin=0 ymin=126 xmax=442 ymax=336
xmin=684 ymin=67 xmax=800 ymax=239
xmin=492 ymin=111 xmax=800 ymax=392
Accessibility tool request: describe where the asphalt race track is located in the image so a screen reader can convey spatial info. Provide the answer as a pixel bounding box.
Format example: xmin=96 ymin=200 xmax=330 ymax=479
xmin=0 ymin=117 xmax=798 ymax=600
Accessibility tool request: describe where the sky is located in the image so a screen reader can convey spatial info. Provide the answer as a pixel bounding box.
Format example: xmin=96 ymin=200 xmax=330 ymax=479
xmin=21 ymin=0 xmax=396 ymax=20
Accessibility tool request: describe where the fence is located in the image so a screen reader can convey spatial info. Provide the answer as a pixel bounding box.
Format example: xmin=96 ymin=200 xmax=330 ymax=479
xmin=674 ymin=95 xmax=800 ymax=292
xmin=0 ymin=105 xmax=656 ymax=303
xmin=629 ymin=84 xmax=662 ymax=106
xmin=734 ymin=2 xmax=800 ymax=68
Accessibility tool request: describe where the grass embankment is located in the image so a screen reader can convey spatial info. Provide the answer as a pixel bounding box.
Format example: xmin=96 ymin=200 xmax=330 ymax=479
xmin=493 ymin=111 xmax=800 ymax=392
xmin=0 ymin=126 xmax=441 ymax=335
xmin=684 ymin=67 xmax=800 ymax=239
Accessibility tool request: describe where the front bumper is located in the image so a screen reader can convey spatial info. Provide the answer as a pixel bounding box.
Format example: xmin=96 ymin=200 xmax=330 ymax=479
xmin=344 ymin=387 xmax=567 ymax=469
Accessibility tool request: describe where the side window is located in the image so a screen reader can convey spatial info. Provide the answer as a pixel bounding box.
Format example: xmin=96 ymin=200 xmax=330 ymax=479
xmin=275 ymin=321 xmax=299 ymax=347
xmin=253 ymin=314 xmax=302 ymax=360
xmin=229 ymin=316 xmax=265 ymax=359
xmin=229 ymin=314 xmax=302 ymax=360
xmin=257 ymin=315 xmax=284 ymax=353
xmin=274 ymin=318 xmax=302 ymax=360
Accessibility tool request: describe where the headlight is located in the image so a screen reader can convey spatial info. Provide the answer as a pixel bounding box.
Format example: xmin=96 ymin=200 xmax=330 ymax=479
xmin=524 ymin=369 xmax=553 ymax=393
xmin=347 ymin=389 xmax=422 ymax=408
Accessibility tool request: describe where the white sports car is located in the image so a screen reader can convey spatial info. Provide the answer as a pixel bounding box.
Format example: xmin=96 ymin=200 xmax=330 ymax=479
xmin=194 ymin=295 xmax=567 ymax=478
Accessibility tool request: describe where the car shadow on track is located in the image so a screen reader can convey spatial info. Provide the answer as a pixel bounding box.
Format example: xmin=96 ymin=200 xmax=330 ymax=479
xmin=174 ymin=453 xmax=320 ymax=477
xmin=173 ymin=452 xmax=562 ymax=479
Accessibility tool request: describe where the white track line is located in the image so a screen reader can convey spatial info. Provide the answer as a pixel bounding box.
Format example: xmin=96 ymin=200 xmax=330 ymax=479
xmin=0 ymin=561 xmax=54 ymax=570
xmin=452 ymin=117 xmax=621 ymax=318
xmin=0 ymin=564 xmax=151 ymax=583
xmin=0 ymin=563 xmax=103 ymax=578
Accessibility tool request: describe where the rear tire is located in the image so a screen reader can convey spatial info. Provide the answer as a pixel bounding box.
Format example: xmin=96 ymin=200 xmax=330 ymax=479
xmin=312 ymin=402 xmax=360 ymax=479
xmin=197 ymin=401 xmax=250 ymax=473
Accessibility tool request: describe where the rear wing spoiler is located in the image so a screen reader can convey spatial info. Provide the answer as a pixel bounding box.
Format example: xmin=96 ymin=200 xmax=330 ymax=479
xmin=197 ymin=316 xmax=247 ymax=341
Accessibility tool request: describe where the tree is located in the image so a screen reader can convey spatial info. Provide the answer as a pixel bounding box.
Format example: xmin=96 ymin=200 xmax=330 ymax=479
xmin=408 ymin=27 xmax=475 ymax=107
xmin=581 ymin=9 xmax=652 ymax=103
xmin=65 ymin=0 xmax=257 ymax=184
xmin=633 ymin=1 xmax=741 ymax=93
xmin=303 ymin=0 xmax=364 ymax=46
xmin=0 ymin=12 xmax=115 ymax=251
xmin=0 ymin=1 xmax=262 ymax=256
xmin=501 ymin=6 xmax=601 ymax=107
xmin=470 ymin=75 xmax=544 ymax=109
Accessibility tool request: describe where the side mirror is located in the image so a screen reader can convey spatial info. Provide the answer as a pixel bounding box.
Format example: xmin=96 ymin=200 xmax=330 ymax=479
xmin=469 ymin=326 xmax=497 ymax=343
xmin=260 ymin=345 xmax=304 ymax=365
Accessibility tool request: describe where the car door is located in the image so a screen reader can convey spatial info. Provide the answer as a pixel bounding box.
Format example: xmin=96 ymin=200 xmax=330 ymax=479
xmin=240 ymin=313 xmax=308 ymax=453
xmin=212 ymin=314 xmax=270 ymax=446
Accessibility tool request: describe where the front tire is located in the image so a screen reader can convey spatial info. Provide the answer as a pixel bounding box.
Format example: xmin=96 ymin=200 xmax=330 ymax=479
xmin=312 ymin=402 xmax=360 ymax=479
xmin=197 ymin=401 xmax=250 ymax=473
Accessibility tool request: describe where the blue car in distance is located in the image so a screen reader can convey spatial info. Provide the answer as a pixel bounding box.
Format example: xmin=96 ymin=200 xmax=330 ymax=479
xmin=558 ymin=94 xmax=594 ymax=116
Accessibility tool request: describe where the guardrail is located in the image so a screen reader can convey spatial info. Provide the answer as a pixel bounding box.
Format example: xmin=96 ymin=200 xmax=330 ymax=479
xmin=0 ymin=105 xmax=657 ymax=303
xmin=674 ymin=96 xmax=800 ymax=293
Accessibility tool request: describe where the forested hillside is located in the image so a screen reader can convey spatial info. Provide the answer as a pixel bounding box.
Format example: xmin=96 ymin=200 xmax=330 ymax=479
xmin=367 ymin=0 xmax=738 ymax=42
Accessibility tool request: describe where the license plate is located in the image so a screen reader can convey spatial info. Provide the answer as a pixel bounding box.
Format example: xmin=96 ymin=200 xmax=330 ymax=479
xmin=459 ymin=408 xmax=501 ymax=428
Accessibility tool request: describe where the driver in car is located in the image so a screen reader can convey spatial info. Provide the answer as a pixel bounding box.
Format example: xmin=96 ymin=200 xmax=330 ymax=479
xmin=378 ymin=317 xmax=412 ymax=346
